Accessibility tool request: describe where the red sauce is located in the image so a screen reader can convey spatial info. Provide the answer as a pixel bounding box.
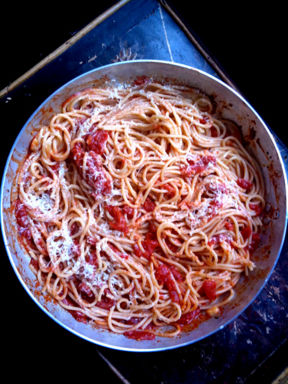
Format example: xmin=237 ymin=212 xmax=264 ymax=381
xmin=248 ymin=233 xmax=261 ymax=253
xmin=96 ymin=288 xmax=116 ymax=309
xmin=199 ymin=116 xmax=210 ymax=125
xmin=211 ymin=126 xmax=218 ymax=137
xmin=249 ymin=203 xmax=263 ymax=216
xmin=199 ymin=280 xmax=217 ymax=301
xmin=237 ymin=178 xmax=253 ymax=192
xmin=133 ymin=75 xmax=150 ymax=86
xmin=208 ymin=233 xmax=232 ymax=247
xmin=162 ymin=184 xmax=175 ymax=198
xmin=29 ymin=258 xmax=39 ymax=271
xmin=62 ymin=296 xmax=88 ymax=323
xmin=133 ymin=232 xmax=159 ymax=260
xmin=86 ymin=129 xmax=108 ymax=155
xmin=123 ymin=330 xmax=155 ymax=340
xmin=143 ymin=197 xmax=156 ymax=212
xmin=176 ymin=308 xmax=200 ymax=325
xmin=110 ymin=244 xmax=129 ymax=259
xmin=155 ymin=264 xmax=180 ymax=303
xmin=85 ymin=251 xmax=99 ymax=267
xmin=224 ymin=219 xmax=234 ymax=231
xmin=71 ymin=143 xmax=111 ymax=196
xmin=122 ymin=205 xmax=134 ymax=219
xmin=181 ymin=155 xmax=216 ymax=177
xmin=15 ymin=199 xmax=32 ymax=240
xmin=241 ymin=225 xmax=252 ymax=240
xmin=105 ymin=205 xmax=128 ymax=233
xmin=78 ymin=281 xmax=95 ymax=302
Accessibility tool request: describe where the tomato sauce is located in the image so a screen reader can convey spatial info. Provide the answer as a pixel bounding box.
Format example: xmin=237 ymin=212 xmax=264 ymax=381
xmin=133 ymin=230 xmax=159 ymax=260
xmin=71 ymin=143 xmax=111 ymax=196
xmin=143 ymin=197 xmax=156 ymax=212
xmin=15 ymin=199 xmax=32 ymax=241
xmin=86 ymin=129 xmax=108 ymax=155
xmin=176 ymin=308 xmax=200 ymax=325
xmin=199 ymin=280 xmax=217 ymax=301
xmin=105 ymin=205 xmax=128 ymax=233
xmin=155 ymin=264 xmax=180 ymax=303
xmin=181 ymin=155 xmax=216 ymax=177
xmin=123 ymin=330 xmax=155 ymax=340
xmin=237 ymin=178 xmax=253 ymax=191
xmin=96 ymin=288 xmax=116 ymax=309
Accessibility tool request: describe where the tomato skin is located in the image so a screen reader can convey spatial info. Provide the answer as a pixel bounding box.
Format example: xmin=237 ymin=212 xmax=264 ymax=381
xmin=200 ymin=280 xmax=217 ymax=301
xmin=86 ymin=129 xmax=108 ymax=155
xmin=96 ymin=288 xmax=115 ymax=309
xmin=177 ymin=308 xmax=201 ymax=325
xmin=208 ymin=233 xmax=232 ymax=247
xmin=155 ymin=264 xmax=180 ymax=303
xmin=71 ymin=144 xmax=111 ymax=196
xmin=122 ymin=205 xmax=134 ymax=219
xmin=181 ymin=155 xmax=216 ymax=177
xmin=71 ymin=142 xmax=85 ymax=168
xmin=237 ymin=178 xmax=253 ymax=191
xmin=249 ymin=203 xmax=263 ymax=216
xmin=143 ymin=197 xmax=156 ymax=212
xmin=78 ymin=282 xmax=95 ymax=303
xmin=241 ymin=225 xmax=252 ymax=240
xmin=106 ymin=205 xmax=128 ymax=233
xmin=15 ymin=199 xmax=32 ymax=240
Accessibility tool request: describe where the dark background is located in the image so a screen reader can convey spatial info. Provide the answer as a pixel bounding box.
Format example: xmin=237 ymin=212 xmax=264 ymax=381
xmin=1 ymin=1 xmax=285 ymax=143
xmin=1 ymin=1 xmax=286 ymax=383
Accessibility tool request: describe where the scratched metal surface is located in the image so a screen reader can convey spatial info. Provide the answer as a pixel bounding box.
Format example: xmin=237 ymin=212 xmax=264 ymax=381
xmin=1 ymin=0 xmax=287 ymax=383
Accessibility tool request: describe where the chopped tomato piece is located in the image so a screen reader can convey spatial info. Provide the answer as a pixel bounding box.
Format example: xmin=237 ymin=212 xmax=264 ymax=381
xmin=86 ymin=129 xmax=108 ymax=155
xmin=177 ymin=308 xmax=201 ymax=325
xmin=200 ymin=280 xmax=217 ymax=301
xmin=181 ymin=155 xmax=216 ymax=177
xmin=78 ymin=282 xmax=95 ymax=303
xmin=237 ymin=178 xmax=253 ymax=191
xmin=143 ymin=197 xmax=156 ymax=212
xmin=133 ymin=232 xmax=159 ymax=260
xmin=162 ymin=184 xmax=175 ymax=198
xmin=224 ymin=219 xmax=234 ymax=231
xmin=71 ymin=144 xmax=111 ymax=196
xmin=106 ymin=205 xmax=128 ymax=233
xmin=155 ymin=264 xmax=180 ymax=303
xmin=241 ymin=225 xmax=252 ymax=240
xmin=15 ymin=199 xmax=32 ymax=240
xmin=62 ymin=297 xmax=88 ymax=323
xmin=96 ymin=289 xmax=116 ymax=309
xmin=71 ymin=311 xmax=88 ymax=323
xmin=249 ymin=203 xmax=263 ymax=216
xmin=122 ymin=205 xmax=134 ymax=219
xmin=71 ymin=142 xmax=85 ymax=168
xmin=208 ymin=233 xmax=232 ymax=246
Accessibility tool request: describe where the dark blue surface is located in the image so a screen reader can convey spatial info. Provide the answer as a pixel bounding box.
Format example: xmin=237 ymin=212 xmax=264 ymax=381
xmin=1 ymin=0 xmax=287 ymax=383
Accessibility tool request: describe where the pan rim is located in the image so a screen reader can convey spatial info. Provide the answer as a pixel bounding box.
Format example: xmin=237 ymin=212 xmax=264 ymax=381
xmin=1 ymin=59 xmax=287 ymax=352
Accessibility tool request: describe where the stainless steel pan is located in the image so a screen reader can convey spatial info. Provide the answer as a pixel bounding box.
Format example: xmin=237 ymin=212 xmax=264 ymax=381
xmin=1 ymin=60 xmax=287 ymax=351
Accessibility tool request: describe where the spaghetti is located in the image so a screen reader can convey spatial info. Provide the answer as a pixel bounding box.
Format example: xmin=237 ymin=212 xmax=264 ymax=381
xmin=15 ymin=76 xmax=265 ymax=340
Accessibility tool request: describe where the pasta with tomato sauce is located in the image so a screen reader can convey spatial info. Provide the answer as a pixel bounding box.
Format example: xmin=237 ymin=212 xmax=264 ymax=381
xmin=15 ymin=76 xmax=265 ymax=340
